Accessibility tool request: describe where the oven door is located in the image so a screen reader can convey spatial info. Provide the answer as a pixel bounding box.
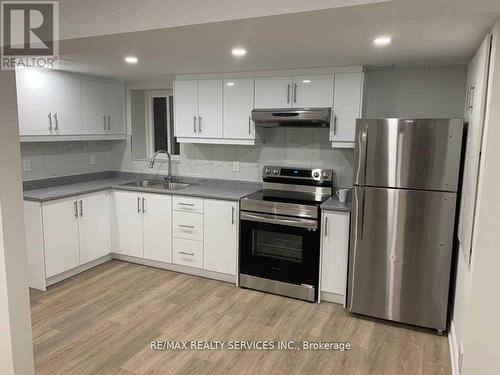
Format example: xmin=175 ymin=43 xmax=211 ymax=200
xmin=239 ymin=211 xmax=320 ymax=287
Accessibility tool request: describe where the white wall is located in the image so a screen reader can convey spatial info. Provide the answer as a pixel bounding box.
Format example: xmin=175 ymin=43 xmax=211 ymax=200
xmin=365 ymin=66 xmax=467 ymax=118
xmin=0 ymin=72 xmax=35 ymax=374
xmin=461 ymin=18 xmax=500 ymax=375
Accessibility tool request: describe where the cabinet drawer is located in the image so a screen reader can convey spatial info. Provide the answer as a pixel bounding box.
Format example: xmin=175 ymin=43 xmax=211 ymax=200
xmin=173 ymin=211 xmax=203 ymax=241
xmin=173 ymin=238 xmax=203 ymax=269
xmin=173 ymin=196 xmax=204 ymax=213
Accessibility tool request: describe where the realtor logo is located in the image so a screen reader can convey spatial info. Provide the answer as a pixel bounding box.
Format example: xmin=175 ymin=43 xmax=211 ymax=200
xmin=1 ymin=0 xmax=59 ymax=69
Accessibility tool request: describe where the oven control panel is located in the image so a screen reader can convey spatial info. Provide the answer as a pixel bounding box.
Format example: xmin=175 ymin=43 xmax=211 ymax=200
xmin=262 ymin=166 xmax=334 ymax=183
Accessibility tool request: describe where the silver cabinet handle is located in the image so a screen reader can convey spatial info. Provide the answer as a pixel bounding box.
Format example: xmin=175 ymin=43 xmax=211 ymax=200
xmin=324 ymin=216 xmax=328 ymax=237
xmin=48 ymin=113 xmax=53 ymax=132
xmin=178 ymin=203 xmax=194 ymax=207
xmin=103 ymin=115 xmax=107 ymax=130
xmin=293 ymin=83 xmax=297 ymax=103
xmin=74 ymin=201 xmax=78 ymax=218
xmin=53 ymin=113 xmax=58 ymax=132
xmin=287 ymin=84 xmax=291 ymax=103
xmin=107 ymin=115 xmax=111 ymax=131
xmin=178 ymin=224 xmax=195 ymax=229
xmin=179 ymin=251 xmax=194 ymax=256
xmin=468 ymin=86 xmax=475 ymax=110
xmin=464 ymin=85 xmax=470 ymax=112
xmin=142 ymin=198 xmax=146 ymax=213
xmin=79 ymin=200 xmax=83 ymax=217
xmin=248 ymin=116 xmax=252 ymax=135
xmin=137 ymin=197 xmax=141 ymax=213
xmin=193 ymin=116 xmax=197 ymax=133
xmin=232 ymin=206 xmax=235 ymax=225
xmin=198 ymin=116 xmax=202 ymax=133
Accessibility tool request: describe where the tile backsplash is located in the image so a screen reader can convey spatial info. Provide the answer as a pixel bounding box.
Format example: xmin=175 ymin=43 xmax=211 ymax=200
xmin=177 ymin=128 xmax=354 ymax=187
xmin=20 ymin=141 xmax=116 ymax=181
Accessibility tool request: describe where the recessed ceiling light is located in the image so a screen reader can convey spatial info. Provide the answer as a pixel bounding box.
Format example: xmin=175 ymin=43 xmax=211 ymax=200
xmin=231 ymin=48 xmax=247 ymax=57
xmin=302 ymin=79 xmax=311 ymax=83
xmin=226 ymin=82 xmax=235 ymax=86
xmin=373 ymin=36 xmax=391 ymax=46
xmin=125 ymin=56 xmax=138 ymax=64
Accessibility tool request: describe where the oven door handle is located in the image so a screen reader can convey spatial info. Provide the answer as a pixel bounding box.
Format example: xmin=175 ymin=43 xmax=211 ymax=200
xmin=241 ymin=212 xmax=318 ymax=231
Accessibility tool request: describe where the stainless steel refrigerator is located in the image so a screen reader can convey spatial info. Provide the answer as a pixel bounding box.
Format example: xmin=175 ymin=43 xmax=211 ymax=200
xmin=347 ymin=118 xmax=464 ymax=332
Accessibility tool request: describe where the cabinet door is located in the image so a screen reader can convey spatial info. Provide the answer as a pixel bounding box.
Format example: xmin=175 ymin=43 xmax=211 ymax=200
xmin=174 ymin=80 xmax=198 ymax=137
xmin=78 ymin=192 xmax=111 ymax=264
xmin=223 ymin=78 xmax=255 ymax=139
xmin=331 ymin=73 xmax=364 ymax=144
xmin=198 ymin=79 xmax=223 ymax=138
xmin=16 ymin=69 xmax=78 ymax=136
xmin=42 ymin=198 xmax=80 ymax=278
xmin=292 ymin=74 xmax=334 ymax=108
xmin=51 ymin=72 xmax=83 ymax=135
xmin=321 ymin=211 xmax=350 ymax=296
xmin=142 ymin=193 xmax=172 ymax=263
xmin=81 ymin=79 xmax=107 ymax=134
xmin=111 ymin=191 xmax=143 ymax=258
xmin=105 ymin=82 xmax=126 ymax=134
xmin=254 ymin=76 xmax=292 ymax=109
xmin=203 ymin=199 xmax=238 ymax=275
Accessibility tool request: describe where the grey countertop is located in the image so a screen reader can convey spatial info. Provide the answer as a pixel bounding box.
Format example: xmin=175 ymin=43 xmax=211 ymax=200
xmin=320 ymin=196 xmax=352 ymax=212
xmin=23 ymin=173 xmax=261 ymax=203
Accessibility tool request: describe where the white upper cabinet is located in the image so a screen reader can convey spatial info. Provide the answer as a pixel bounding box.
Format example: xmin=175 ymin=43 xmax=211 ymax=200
xmin=223 ymin=78 xmax=255 ymax=140
xmin=174 ymin=79 xmax=223 ymax=139
xmin=330 ymin=72 xmax=364 ymax=147
xmin=292 ymin=74 xmax=334 ymax=108
xmin=81 ymin=79 xmax=126 ymax=135
xmin=198 ymin=79 xmax=223 ymax=138
xmin=16 ymin=69 xmax=83 ymax=136
xmin=16 ymin=68 xmax=125 ymax=140
xmin=174 ymin=80 xmax=199 ymax=138
xmin=254 ymin=76 xmax=292 ymax=108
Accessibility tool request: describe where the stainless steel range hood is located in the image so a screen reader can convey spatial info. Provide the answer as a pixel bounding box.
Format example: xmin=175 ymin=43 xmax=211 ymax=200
xmin=252 ymin=108 xmax=331 ymax=128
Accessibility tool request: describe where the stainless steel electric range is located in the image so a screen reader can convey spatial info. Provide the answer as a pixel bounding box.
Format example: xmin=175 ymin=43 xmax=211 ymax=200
xmin=239 ymin=166 xmax=334 ymax=302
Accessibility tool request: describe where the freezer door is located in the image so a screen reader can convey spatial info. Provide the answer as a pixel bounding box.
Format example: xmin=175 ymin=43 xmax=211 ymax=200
xmin=347 ymin=186 xmax=456 ymax=330
xmin=354 ymin=119 xmax=463 ymax=191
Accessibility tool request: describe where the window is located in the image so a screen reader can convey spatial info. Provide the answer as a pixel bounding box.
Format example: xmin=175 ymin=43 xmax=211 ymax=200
xmin=147 ymin=90 xmax=180 ymax=157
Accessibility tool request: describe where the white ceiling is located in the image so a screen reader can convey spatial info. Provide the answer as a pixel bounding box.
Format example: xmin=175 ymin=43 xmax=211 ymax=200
xmin=58 ymin=0 xmax=500 ymax=81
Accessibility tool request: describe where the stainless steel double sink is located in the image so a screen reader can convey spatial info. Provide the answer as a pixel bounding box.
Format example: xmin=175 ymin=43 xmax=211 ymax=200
xmin=120 ymin=179 xmax=191 ymax=191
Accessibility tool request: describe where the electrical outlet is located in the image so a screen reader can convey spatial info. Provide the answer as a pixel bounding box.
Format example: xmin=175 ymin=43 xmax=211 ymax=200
xmin=89 ymin=154 xmax=96 ymax=165
xmin=22 ymin=158 xmax=31 ymax=172
xmin=233 ymin=161 xmax=240 ymax=172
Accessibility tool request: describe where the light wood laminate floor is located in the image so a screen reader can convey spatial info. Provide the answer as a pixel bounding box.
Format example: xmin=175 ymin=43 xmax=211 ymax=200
xmin=30 ymin=260 xmax=451 ymax=375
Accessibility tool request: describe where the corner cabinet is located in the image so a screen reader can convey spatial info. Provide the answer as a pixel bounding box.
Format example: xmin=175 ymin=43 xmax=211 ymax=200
xmin=23 ymin=191 xmax=111 ymax=290
xmin=16 ymin=68 xmax=126 ymax=142
xmin=320 ymin=210 xmax=350 ymax=304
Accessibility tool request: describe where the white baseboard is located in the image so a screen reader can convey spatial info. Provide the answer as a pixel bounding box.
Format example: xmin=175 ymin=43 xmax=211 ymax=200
xmin=449 ymin=320 xmax=459 ymax=375
xmin=46 ymin=254 xmax=112 ymax=287
xmin=111 ymin=253 xmax=237 ymax=284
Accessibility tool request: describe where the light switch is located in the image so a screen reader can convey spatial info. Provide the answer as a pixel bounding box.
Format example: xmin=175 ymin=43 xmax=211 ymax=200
xmin=233 ymin=161 xmax=240 ymax=172
xmin=89 ymin=154 xmax=96 ymax=165
xmin=22 ymin=158 xmax=31 ymax=172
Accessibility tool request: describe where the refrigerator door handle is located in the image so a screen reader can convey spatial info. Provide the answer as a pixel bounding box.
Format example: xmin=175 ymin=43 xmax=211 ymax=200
xmin=355 ymin=125 xmax=368 ymax=185
xmin=356 ymin=187 xmax=365 ymax=241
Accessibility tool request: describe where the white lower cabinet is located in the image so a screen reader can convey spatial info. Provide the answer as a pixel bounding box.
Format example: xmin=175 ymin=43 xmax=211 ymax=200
xmin=40 ymin=191 xmax=111 ymax=279
xmin=203 ymin=199 xmax=238 ymax=275
xmin=320 ymin=210 xmax=350 ymax=301
xmin=173 ymin=237 xmax=204 ymax=268
xmin=143 ymin=193 xmax=172 ymax=263
xmin=42 ymin=198 xmax=81 ymax=278
xmin=112 ymin=191 xmax=172 ymax=262
xmin=112 ymin=191 xmax=144 ymax=258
